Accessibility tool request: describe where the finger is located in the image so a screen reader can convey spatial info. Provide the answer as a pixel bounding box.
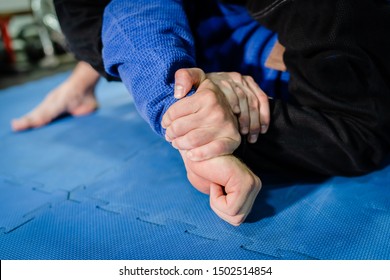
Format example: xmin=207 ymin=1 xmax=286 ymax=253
xmin=210 ymin=201 xmax=247 ymax=226
xmin=245 ymin=91 xmax=261 ymax=143
xmin=174 ymin=68 xmax=206 ymax=99
xmin=165 ymin=110 xmax=207 ymax=141
xmin=210 ymin=178 xmax=260 ymax=226
xmin=225 ymin=72 xmax=244 ymax=84
xmin=161 ymin=94 xmax=201 ymax=128
xmin=259 ymin=95 xmax=270 ymax=134
xmin=219 ymin=81 xmax=240 ymax=113
xmin=244 ymin=76 xmax=270 ymax=134
xmin=235 ymin=84 xmax=250 ymax=135
xmin=207 ymin=74 xmax=240 ymax=114
xmin=171 ymin=128 xmax=218 ymax=150
xmin=209 ymin=183 xmax=246 ymax=226
xmin=186 ymin=138 xmax=238 ymax=161
xmin=209 ymin=182 xmax=227 ymax=209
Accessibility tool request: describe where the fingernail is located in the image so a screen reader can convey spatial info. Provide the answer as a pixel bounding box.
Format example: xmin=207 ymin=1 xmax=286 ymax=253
xmin=174 ymin=85 xmax=184 ymax=99
xmin=233 ymin=105 xmax=240 ymax=114
xmin=241 ymin=127 xmax=249 ymax=135
xmin=261 ymin=125 xmax=268 ymax=134
xmin=249 ymin=134 xmax=258 ymax=143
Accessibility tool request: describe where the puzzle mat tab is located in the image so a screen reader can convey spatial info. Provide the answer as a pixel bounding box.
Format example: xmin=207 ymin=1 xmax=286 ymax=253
xmin=0 ymin=199 xmax=268 ymax=259
xmin=1 ymin=73 xmax=389 ymax=259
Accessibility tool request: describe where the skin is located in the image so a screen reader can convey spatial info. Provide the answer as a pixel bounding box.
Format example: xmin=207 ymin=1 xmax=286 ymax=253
xmin=174 ymin=68 xmax=270 ymax=141
xmin=163 ymin=68 xmax=269 ymax=225
xmin=162 ymin=68 xmax=270 ymax=161
xmin=163 ymin=77 xmax=242 ymax=161
xmin=11 ymin=61 xmax=100 ymax=131
xmin=180 ymin=150 xmax=262 ymax=226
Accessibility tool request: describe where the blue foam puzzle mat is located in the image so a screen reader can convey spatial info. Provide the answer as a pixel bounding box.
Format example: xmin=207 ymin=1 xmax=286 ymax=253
xmin=0 ymin=72 xmax=389 ymax=260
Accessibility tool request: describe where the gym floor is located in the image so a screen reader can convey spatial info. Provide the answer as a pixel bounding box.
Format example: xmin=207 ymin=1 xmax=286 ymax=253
xmin=1 ymin=62 xmax=389 ymax=260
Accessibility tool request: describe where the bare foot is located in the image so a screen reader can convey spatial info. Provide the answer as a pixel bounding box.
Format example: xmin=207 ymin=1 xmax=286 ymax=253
xmin=11 ymin=61 xmax=100 ymax=131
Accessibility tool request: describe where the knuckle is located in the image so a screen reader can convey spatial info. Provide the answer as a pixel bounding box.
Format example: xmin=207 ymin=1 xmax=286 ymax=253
xmin=246 ymin=181 xmax=256 ymax=193
xmin=247 ymin=174 xmax=261 ymax=192
xmin=169 ymin=122 xmax=181 ymax=136
xmin=171 ymin=139 xmax=179 ymax=149
xmin=229 ymin=215 xmax=245 ymax=226
xmin=220 ymin=79 xmax=232 ymax=89
xmin=259 ymin=93 xmax=269 ymax=103
xmin=224 ymin=202 xmax=241 ymax=216
xmin=236 ymin=89 xmax=246 ymax=99
xmin=187 ymin=133 xmax=201 ymax=148
xmin=245 ymin=75 xmax=254 ymax=83
xmin=165 ymin=127 xmax=173 ymax=139
xmin=239 ymin=114 xmax=249 ymax=124
xmin=254 ymin=176 xmax=262 ymax=191
xmin=192 ymin=148 xmax=205 ymax=160
xmin=230 ymin=72 xmax=242 ymax=82
xmin=203 ymin=88 xmax=218 ymax=103
xmin=214 ymin=140 xmax=228 ymax=155
xmin=248 ymin=99 xmax=259 ymax=111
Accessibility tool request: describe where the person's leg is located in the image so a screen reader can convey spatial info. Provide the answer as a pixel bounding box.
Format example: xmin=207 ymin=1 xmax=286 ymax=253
xmin=11 ymin=61 xmax=100 ymax=131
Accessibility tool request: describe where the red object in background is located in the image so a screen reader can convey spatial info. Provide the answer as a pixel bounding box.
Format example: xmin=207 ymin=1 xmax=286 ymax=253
xmin=0 ymin=9 xmax=32 ymax=65
xmin=0 ymin=16 xmax=15 ymax=63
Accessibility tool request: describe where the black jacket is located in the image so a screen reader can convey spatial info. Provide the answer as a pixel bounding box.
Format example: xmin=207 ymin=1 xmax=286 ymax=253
xmin=222 ymin=0 xmax=390 ymax=175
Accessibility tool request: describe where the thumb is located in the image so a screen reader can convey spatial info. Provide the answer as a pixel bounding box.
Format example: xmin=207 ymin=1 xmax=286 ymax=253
xmin=209 ymin=182 xmax=227 ymax=210
xmin=174 ymin=68 xmax=206 ymax=99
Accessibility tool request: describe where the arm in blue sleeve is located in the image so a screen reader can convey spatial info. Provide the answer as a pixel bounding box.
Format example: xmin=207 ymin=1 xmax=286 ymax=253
xmin=102 ymin=0 xmax=196 ymax=136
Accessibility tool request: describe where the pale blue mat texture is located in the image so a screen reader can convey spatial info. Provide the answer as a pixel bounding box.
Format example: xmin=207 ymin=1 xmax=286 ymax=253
xmin=0 ymin=72 xmax=389 ymax=260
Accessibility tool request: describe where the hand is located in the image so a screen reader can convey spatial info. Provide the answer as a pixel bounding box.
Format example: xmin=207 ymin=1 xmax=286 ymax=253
xmin=174 ymin=68 xmax=270 ymax=143
xmin=179 ymin=150 xmax=262 ymax=226
xmin=206 ymin=72 xmax=270 ymax=143
xmin=162 ymin=76 xmax=241 ymax=162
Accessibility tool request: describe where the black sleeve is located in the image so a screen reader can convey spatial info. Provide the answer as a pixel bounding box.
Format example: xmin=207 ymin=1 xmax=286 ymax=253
xmin=238 ymin=0 xmax=390 ymax=176
xmin=54 ymin=0 xmax=119 ymax=80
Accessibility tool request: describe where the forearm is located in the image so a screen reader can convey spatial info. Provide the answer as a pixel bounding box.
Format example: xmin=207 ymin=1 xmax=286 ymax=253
xmin=102 ymin=0 xmax=196 ymax=135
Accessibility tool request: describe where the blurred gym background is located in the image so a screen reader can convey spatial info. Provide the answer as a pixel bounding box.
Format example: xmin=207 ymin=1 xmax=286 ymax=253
xmin=0 ymin=0 xmax=76 ymax=89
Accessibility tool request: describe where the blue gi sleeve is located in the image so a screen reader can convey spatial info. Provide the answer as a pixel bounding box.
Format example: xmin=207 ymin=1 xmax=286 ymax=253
xmin=102 ymin=0 xmax=196 ymax=136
